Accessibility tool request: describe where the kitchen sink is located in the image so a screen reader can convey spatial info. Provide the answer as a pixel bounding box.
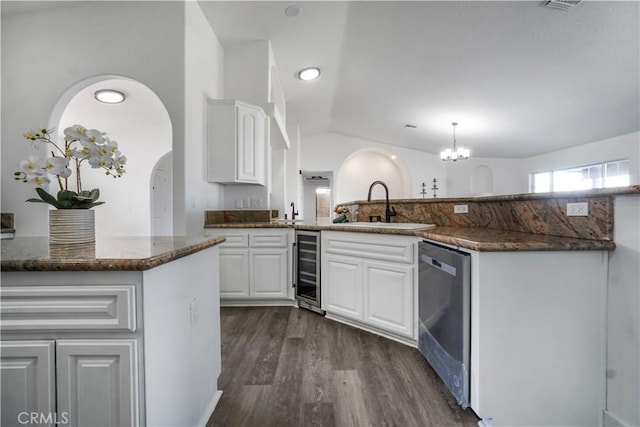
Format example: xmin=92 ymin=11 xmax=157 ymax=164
xmin=331 ymin=222 xmax=435 ymax=230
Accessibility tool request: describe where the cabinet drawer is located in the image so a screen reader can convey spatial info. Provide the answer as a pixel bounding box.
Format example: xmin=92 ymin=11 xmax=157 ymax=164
xmin=249 ymin=233 xmax=287 ymax=248
xmin=324 ymin=235 xmax=415 ymax=264
xmin=205 ymin=230 xmax=249 ymax=248
xmin=0 ymin=285 xmax=136 ymax=332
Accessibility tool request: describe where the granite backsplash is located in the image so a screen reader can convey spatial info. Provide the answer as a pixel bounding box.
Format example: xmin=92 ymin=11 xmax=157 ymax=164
xmin=205 ymin=210 xmax=279 ymax=225
xmin=345 ymin=195 xmax=615 ymax=241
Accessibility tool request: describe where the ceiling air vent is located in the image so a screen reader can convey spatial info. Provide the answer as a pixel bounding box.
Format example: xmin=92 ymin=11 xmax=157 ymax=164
xmin=543 ymin=0 xmax=582 ymax=11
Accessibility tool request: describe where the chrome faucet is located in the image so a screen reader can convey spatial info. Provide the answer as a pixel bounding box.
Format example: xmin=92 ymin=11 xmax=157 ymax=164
xmin=367 ymin=180 xmax=397 ymax=223
xmin=290 ymin=202 xmax=299 ymax=220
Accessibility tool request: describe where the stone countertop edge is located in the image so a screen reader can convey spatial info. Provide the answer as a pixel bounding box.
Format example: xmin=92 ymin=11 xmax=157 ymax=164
xmin=1 ymin=236 xmax=226 ymax=272
xmin=204 ymin=223 xmax=615 ymax=251
xmin=416 ymin=227 xmax=616 ymax=252
xmin=344 ymin=185 xmax=640 ymax=205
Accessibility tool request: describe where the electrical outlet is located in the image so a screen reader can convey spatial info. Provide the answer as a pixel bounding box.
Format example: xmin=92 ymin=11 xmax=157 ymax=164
xmin=567 ymin=202 xmax=588 ymax=216
xmin=235 ymin=199 xmax=242 ymax=209
xmin=250 ymin=198 xmax=262 ymax=208
xmin=454 ymin=204 xmax=469 ymax=214
xmin=243 ymin=198 xmax=250 ymax=208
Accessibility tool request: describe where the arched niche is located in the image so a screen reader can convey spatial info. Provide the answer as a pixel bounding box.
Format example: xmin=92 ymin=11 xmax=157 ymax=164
xmin=49 ymin=75 xmax=172 ymax=237
xmin=471 ymin=164 xmax=494 ymax=196
xmin=336 ymin=148 xmax=411 ymax=203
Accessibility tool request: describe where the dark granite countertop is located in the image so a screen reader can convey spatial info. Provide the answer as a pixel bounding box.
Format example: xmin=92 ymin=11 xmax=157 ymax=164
xmin=1 ymin=235 xmax=226 ymax=272
xmin=416 ymin=226 xmax=616 ymax=252
xmin=204 ymin=222 xmax=614 ymax=251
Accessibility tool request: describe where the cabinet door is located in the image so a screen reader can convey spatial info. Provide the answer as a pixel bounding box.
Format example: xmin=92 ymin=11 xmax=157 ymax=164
xmin=1 ymin=341 xmax=55 ymax=427
xmin=250 ymin=248 xmax=288 ymax=298
xmin=364 ymin=260 xmax=414 ymax=338
xmin=324 ymin=255 xmax=363 ymax=321
xmin=219 ymin=249 xmax=250 ymax=298
xmin=236 ymin=103 xmax=265 ymax=183
xmin=56 ymin=339 xmax=138 ymax=427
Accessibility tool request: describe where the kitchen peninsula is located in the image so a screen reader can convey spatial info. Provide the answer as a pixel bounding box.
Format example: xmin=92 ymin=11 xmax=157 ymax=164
xmin=203 ymin=186 xmax=640 ymax=427
xmin=0 ymin=235 xmax=225 ymax=427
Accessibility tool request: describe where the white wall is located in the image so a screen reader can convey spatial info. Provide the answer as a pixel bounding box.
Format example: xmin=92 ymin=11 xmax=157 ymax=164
xmin=1 ymin=1 xmax=187 ymax=236
xmin=184 ymin=1 xmax=225 ymax=235
xmin=606 ymin=195 xmax=640 ymax=427
xmin=445 ymin=157 xmax=529 ymax=196
xmin=301 ymin=132 xmax=446 ymax=203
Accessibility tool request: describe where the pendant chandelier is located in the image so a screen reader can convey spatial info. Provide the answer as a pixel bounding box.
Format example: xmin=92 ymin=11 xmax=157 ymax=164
xmin=440 ymin=122 xmax=470 ymax=161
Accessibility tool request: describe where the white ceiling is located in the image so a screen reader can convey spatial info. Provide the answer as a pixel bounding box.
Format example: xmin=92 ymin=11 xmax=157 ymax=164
xmin=199 ymin=0 xmax=640 ymax=159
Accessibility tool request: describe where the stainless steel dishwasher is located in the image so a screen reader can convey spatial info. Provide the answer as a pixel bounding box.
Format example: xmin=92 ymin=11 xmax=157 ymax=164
xmin=418 ymin=240 xmax=471 ymax=408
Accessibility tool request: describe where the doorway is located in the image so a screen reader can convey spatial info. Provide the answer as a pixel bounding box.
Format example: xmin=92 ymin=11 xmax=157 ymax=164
xmin=151 ymin=152 xmax=173 ymax=235
xmin=301 ymin=171 xmax=333 ymax=223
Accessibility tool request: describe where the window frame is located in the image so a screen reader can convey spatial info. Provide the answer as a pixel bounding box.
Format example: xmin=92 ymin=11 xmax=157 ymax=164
xmin=530 ymin=159 xmax=630 ymax=193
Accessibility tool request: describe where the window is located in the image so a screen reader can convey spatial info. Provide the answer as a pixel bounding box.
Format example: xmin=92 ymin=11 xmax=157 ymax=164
xmin=530 ymin=159 xmax=630 ymax=193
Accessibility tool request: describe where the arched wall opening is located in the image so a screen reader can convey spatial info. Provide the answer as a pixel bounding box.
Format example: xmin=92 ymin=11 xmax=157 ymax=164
xmin=49 ymin=75 xmax=173 ymax=237
xmin=335 ymin=148 xmax=412 ymax=203
xmin=471 ymin=164 xmax=494 ymax=196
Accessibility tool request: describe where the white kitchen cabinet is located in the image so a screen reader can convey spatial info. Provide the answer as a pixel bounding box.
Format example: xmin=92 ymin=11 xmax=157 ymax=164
xmin=1 ymin=339 xmax=138 ymax=427
xmin=219 ymin=250 xmax=250 ymax=298
xmin=363 ymin=260 xmax=413 ymax=337
xmin=56 ymin=339 xmax=138 ymax=427
xmin=207 ymin=99 xmax=266 ymax=185
xmin=324 ymin=255 xmax=363 ymax=320
xmin=321 ymin=231 xmax=418 ymax=343
xmin=205 ymin=228 xmax=293 ymax=303
xmin=250 ymin=248 xmax=288 ymax=298
xmin=0 ymin=341 xmax=55 ymax=427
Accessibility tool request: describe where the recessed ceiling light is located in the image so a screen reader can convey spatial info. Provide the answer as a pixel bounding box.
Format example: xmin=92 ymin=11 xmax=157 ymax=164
xmin=391 ymin=155 xmax=397 ymax=160
xmin=94 ymin=89 xmax=125 ymax=104
xmin=285 ymin=5 xmax=300 ymax=17
xmin=298 ymin=67 xmax=321 ymax=81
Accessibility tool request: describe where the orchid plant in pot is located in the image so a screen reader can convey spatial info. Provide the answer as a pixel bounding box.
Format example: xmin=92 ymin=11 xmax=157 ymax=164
xmin=14 ymin=125 xmax=126 ymax=244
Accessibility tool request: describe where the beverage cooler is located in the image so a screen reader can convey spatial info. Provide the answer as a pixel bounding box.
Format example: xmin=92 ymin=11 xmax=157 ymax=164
xmin=293 ymin=230 xmax=324 ymax=314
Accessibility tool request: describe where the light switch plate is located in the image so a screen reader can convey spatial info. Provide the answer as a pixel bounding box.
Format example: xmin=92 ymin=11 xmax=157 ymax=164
xmin=567 ymin=202 xmax=588 ymax=216
xmin=454 ymin=204 xmax=469 ymax=214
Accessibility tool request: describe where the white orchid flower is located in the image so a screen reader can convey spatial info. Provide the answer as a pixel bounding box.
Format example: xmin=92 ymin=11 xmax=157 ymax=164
xmin=72 ymin=145 xmax=92 ymax=159
xmin=83 ymin=129 xmax=105 ymax=145
xmin=115 ymin=154 xmax=127 ymax=167
xmin=89 ymin=156 xmax=113 ymax=169
xmin=19 ymin=156 xmax=43 ymax=174
xmin=42 ymin=156 xmax=68 ymax=176
xmin=27 ymin=174 xmax=50 ymax=187
xmin=63 ymin=125 xmax=87 ymax=141
xmin=105 ymin=138 xmax=119 ymax=154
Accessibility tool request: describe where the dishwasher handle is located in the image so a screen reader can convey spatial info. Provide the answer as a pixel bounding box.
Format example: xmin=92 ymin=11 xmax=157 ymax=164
xmin=420 ymin=254 xmax=458 ymax=277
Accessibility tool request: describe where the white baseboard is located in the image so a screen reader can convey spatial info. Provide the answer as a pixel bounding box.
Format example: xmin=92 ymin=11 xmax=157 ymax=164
xmin=324 ymin=313 xmax=417 ymax=347
xmin=198 ymin=390 xmax=223 ymax=427
xmin=220 ymin=299 xmax=296 ymax=307
xmin=603 ymin=410 xmax=631 ymax=427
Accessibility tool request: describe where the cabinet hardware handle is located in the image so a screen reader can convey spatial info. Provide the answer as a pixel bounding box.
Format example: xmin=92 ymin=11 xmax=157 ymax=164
xmin=292 ymin=242 xmax=297 ymax=288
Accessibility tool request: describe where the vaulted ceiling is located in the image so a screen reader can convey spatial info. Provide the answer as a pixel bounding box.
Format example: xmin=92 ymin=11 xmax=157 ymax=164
xmin=200 ymin=1 xmax=640 ymax=158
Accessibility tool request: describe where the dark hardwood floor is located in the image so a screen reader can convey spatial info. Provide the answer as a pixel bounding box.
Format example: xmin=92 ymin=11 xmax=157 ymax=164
xmin=207 ymin=306 xmax=479 ymax=427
